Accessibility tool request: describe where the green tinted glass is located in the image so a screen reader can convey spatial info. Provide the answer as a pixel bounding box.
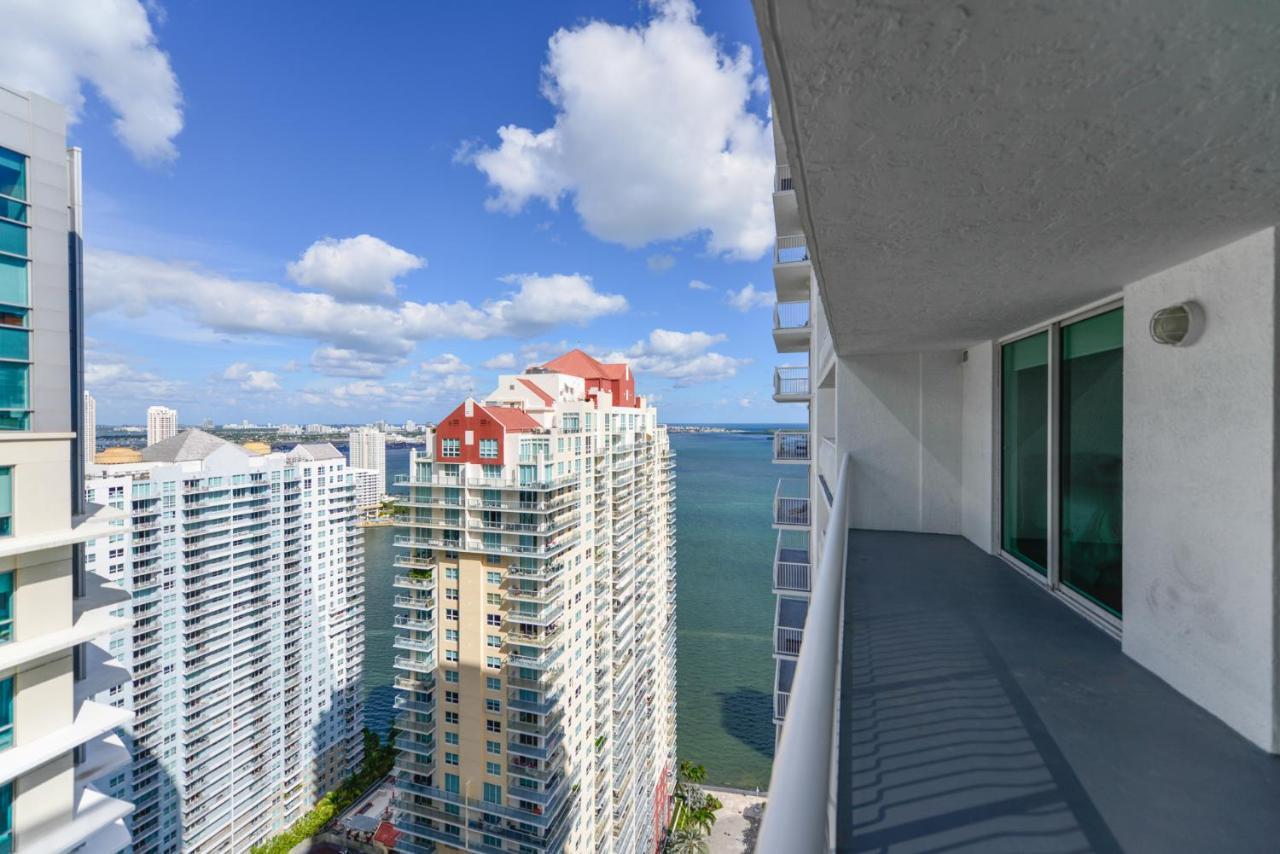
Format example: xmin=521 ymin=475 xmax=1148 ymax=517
xmin=1060 ymin=308 xmax=1124 ymax=615
xmin=0 ymin=222 xmax=26 ymax=258
xmin=0 ymin=148 xmax=24 ymax=200
xmin=0 ymin=257 xmax=23 ymax=308
xmin=1002 ymin=331 xmax=1048 ymax=573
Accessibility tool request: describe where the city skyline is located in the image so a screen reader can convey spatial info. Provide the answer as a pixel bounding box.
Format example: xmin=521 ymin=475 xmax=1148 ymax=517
xmin=5 ymin=0 xmax=799 ymax=426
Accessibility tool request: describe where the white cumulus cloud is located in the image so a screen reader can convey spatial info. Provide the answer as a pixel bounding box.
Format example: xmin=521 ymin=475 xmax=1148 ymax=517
xmin=725 ymin=282 xmax=774 ymax=311
xmin=223 ymin=361 xmax=281 ymax=391
xmin=416 ymin=354 xmax=469 ymax=375
xmin=603 ymin=327 xmax=747 ymax=386
xmin=0 ymin=0 xmax=183 ymax=163
xmin=467 ymin=0 xmax=774 ymax=259
xmin=286 ymin=234 xmax=425 ymax=304
xmin=482 ymin=352 xmax=519 ymax=370
xmin=688 ymin=279 xmax=712 ymax=291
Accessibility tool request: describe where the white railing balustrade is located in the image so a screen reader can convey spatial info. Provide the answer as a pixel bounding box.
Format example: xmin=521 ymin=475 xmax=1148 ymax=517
xmin=774 ymin=366 xmax=810 ymax=399
xmin=775 ymin=164 xmax=793 ymax=192
xmin=773 ymin=430 xmax=810 ymax=462
xmin=773 ymin=301 xmax=811 ymax=331
xmin=775 ymin=626 xmax=804 ymax=656
xmin=758 ymin=453 xmax=851 ymax=854
xmin=775 ymin=234 xmax=810 ymax=264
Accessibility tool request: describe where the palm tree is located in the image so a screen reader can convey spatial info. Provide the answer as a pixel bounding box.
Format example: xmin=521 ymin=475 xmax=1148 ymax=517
xmin=665 ymin=828 xmax=709 ymax=854
xmin=678 ymin=760 xmax=708 ymax=785
xmin=685 ymin=804 xmax=717 ymax=835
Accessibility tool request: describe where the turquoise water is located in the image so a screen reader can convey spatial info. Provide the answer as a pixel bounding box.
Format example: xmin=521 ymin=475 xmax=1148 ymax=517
xmin=361 ymin=430 xmax=786 ymax=790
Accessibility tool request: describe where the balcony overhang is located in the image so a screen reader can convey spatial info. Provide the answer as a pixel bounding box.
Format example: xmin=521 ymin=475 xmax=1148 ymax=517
xmin=755 ymin=0 xmax=1280 ymax=355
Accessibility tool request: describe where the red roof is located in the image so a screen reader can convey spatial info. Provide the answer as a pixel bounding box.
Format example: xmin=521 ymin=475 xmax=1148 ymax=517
xmin=517 ymin=378 xmax=555 ymax=406
xmin=601 ymin=363 xmax=629 ymax=380
xmin=484 ymin=405 xmax=541 ymax=432
xmin=373 ymin=821 xmax=399 ymax=847
xmin=543 ymin=348 xmax=608 ymax=379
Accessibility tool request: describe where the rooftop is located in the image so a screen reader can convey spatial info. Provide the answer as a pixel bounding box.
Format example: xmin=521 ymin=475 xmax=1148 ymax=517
xmin=139 ymin=428 xmax=247 ymax=463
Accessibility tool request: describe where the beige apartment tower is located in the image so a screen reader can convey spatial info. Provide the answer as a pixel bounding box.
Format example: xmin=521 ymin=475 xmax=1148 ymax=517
xmin=392 ymin=350 xmax=678 ymax=854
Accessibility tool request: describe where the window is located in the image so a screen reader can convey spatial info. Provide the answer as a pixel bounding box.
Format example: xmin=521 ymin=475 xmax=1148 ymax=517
xmin=445 ymin=711 xmax=458 ymax=725
xmin=445 ymin=629 xmax=458 ymax=642
xmin=0 ymin=677 xmax=11 ymax=749
xmin=486 ymin=740 xmax=501 ymax=755
xmin=486 ymin=593 xmax=501 ymax=606
xmin=486 ymin=656 xmax=501 ymax=670
xmin=445 ymin=588 xmax=458 ymax=601
xmin=444 ymin=731 xmax=459 ymax=745
xmin=480 ymin=439 xmax=498 ymax=459
xmin=445 ymin=691 xmax=458 ymax=704
xmin=446 ymin=608 xmax=459 ymax=621
xmin=446 ymin=567 xmax=459 ymax=580
xmin=445 ymin=773 xmax=460 ymax=794
xmin=0 ymin=469 xmax=10 ymax=536
xmin=486 ymin=761 xmax=501 ymax=776
xmin=0 ymin=362 xmax=27 ymax=430
xmin=0 ymin=148 xmax=24 ymax=201
xmin=487 ymin=614 xmax=502 ymax=627
xmin=445 ymin=670 xmax=459 ymax=684
xmin=486 ymin=676 xmax=502 ymax=691
xmin=0 ymin=781 xmax=10 ymax=853
xmin=487 ymin=634 xmax=502 ymax=648
xmin=486 ymin=699 xmax=501 ymax=713
xmin=483 ymin=783 xmax=502 ymax=805
xmin=486 ymin=720 xmax=501 ymax=733
xmin=0 ymin=574 xmax=11 ymax=642
xmin=445 ymin=752 xmax=459 ymax=766
xmin=486 ymin=571 xmax=501 ymax=585
xmin=445 ymin=650 xmax=458 ymax=662
xmin=1001 ymin=305 xmax=1124 ymax=619
xmin=441 ymin=438 xmax=460 ymax=458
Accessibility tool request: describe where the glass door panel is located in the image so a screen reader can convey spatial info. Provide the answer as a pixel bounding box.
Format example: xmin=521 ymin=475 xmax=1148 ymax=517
xmin=1001 ymin=332 xmax=1049 ymax=573
xmin=1060 ymin=308 xmax=1124 ymax=615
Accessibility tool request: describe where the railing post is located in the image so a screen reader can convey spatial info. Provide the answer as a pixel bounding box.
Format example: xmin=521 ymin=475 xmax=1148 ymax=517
xmin=757 ymin=453 xmax=851 ymax=853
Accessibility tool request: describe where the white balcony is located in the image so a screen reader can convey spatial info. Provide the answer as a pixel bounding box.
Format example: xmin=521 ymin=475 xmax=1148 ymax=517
xmin=0 ymin=700 xmax=132 ymax=786
xmin=772 ymin=430 xmax=810 ymax=464
xmin=773 ymin=479 xmax=810 ymax=529
xmin=23 ymin=781 xmax=133 ymax=853
xmin=773 ymin=164 xmax=800 ymax=234
xmin=773 ymin=234 xmax=811 ymax=302
xmin=774 ymin=530 xmax=811 ymax=593
xmin=772 ymin=301 xmax=811 ymax=353
xmin=0 ymin=501 xmax=130 ymax=561
xmin=773 ymin=366 xmax=810 ymax=402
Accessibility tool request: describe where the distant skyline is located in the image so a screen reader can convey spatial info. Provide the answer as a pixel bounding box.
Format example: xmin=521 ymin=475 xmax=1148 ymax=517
xmin=6 ymin=0 xmax=798 ymax=425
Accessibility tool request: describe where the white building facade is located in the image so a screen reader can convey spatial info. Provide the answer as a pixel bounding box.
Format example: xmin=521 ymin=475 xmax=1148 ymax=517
xmin=83 ymin=393 xmax=95 ymax=469
xmin=392 ymin=350 xmax=678 ymax=854
xmin=0 ymin=85 xmax=135 ymax=852
xmin=351 ymin=468 xmax=381 ymax=513
xmin=144 ymin=408 xmax=177 ymax=448
xmin=347 ymin=428 xmax=386 ymax=498
xmin=85 ymin=430 xmax=366 ymax=853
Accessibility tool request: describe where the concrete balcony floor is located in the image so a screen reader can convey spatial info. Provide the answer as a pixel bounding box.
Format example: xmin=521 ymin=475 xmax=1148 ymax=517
xmin=838 ymin=531 xmax=1280 ymax=853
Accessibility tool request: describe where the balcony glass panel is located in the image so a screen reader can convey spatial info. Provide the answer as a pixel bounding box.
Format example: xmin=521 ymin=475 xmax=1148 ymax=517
xmin=1001 ymin=331 xmax=1048 ymax=573
xmin=0 ymin=677 xmax=11 ymax=749
xmin=0 ymin=222 xmax=26 ymax=259
xmin=0 ymin=329 xmax=27 ymax=362
xmin=1060 ymin=308 xmax=1124 ymax=616
xmin=0 ymin=148 xmax=24 ymax=200
xmin=0 ymin=257 xmax=26 ymax=307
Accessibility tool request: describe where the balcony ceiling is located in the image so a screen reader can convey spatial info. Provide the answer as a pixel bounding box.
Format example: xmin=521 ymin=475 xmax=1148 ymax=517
xmin=755 ymin=0 xmax=1280 ymax=354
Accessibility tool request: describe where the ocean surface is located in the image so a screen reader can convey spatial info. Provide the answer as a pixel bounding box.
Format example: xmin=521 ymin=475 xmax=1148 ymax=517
xmin=360 ymin=426 xmax=792 ymax=790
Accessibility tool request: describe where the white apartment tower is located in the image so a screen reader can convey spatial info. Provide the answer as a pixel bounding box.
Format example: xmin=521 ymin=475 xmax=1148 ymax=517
xmin=352 ymin=468 xmax=381 ymax=513
xmin=83 ymin=392 xmax=95 ymax=469
xmin=85 ymin=430 xmax=366 ymax=852
xmin=392 ymin=349 xmax=678 ymax=854
xmin=145 ymin=407 xmax=177 ymax=447
xmin=0 ymin=85 xmax=136 ymax=851
xmin=347 ymin=427 xmax=386 ymax=497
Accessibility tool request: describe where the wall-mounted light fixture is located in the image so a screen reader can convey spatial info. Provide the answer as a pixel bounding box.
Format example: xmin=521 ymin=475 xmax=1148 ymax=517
xmin=1150 ymin=301 xmax=1204 ymax=346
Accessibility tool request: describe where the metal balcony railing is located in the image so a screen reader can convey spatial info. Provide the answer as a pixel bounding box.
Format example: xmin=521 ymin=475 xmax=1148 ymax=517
xmin=775 ymin=234 xmax=810 ymax=265
xmin=758 ymin=454 xmax=851 ymax=853
xmin=773 ymin=301 xmax=810 ymax=332
xmin=774 ymin=366 xmax=810 ymax=399
xmin=773 ymin=479 xmax=810 ymax=528
xmin=775 ymin=163 xmax=793 ymax=192
xmin=773 ymin=430 xmax=810 ymax=463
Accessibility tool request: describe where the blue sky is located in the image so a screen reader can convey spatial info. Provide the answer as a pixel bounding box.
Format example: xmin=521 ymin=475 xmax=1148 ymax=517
xmin=8 ymin=0 xmax=802 ymax=426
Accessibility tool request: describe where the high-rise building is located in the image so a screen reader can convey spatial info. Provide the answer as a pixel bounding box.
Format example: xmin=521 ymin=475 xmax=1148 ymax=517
xmin=83 ymin=391 xmax=96 ymax=467
xmin=85 ymin=429 xmax=366 ymax=852
xmin=751 ymin=3 xmax=1280 ymax=850
xmin=352 ymin=467 xmax=382 ymax=512
xmin=0 ymin=85 xmax=135 ymax=851
xmin=391 ymin=349 xmax=678 ymax=853
xmin=348 ymin=427 xmax=386 ymax=497
xmin=145 ymin=406 xmax=177 ymax=446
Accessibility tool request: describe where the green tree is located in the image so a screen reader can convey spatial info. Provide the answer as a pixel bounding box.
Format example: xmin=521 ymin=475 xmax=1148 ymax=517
xmin=678 ymin=760 xmax=707 ymax=785
xmin=666 ymin=828 xmax=710 ymax=854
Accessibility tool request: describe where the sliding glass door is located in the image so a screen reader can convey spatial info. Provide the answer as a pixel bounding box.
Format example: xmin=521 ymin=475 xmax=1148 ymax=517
xmin=1001 ymin=305 xmax=1123 ymax=621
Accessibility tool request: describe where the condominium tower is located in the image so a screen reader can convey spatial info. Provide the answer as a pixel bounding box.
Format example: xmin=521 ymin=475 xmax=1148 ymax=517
xmin=392 ymin=350 xmax=678 ymax=854
xmin=348 ymin=427 xmax=386 ymax=495
xmin=752 ymin=1 xmax=1280 ymax=850
xmin=83 ymin=392 xmax=96 ymax=469
xmin=145 ymin=407 xmax=177 ymax=447
xmin=86 ymin=430 xmax=366 ymax=852
xmin=0 ymin=85 xmax=136 ymax=851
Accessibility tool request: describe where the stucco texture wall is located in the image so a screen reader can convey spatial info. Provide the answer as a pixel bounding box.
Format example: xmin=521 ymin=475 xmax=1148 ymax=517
xmin=1121 ymin=227 xmax=1278 ymax=753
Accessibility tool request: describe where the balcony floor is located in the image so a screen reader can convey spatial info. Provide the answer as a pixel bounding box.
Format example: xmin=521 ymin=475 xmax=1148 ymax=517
xmin=838 ymin=530 xmax=1280 ymax=853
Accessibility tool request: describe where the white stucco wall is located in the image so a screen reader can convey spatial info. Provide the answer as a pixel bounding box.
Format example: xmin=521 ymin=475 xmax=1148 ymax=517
xmin=837 ymin=352 xmax=963 ymax=534
xmin=960 ymin=342 xmax=996 ymax=553
xmin=1121 ymin=227 xmax=1278 ymax=753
